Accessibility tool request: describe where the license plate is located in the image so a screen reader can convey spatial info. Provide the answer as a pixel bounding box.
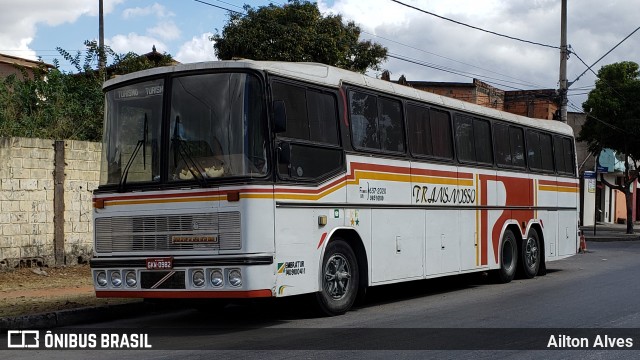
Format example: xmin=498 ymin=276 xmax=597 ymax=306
xmin=146 ymin=257 xmax=173 ymax=270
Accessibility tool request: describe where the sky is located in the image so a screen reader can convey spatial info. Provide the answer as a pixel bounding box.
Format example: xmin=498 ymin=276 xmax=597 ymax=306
xmin=1 ymin=0 xmax=639 ymax=109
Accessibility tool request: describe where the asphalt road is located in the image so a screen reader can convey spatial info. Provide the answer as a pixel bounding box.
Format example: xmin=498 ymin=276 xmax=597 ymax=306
xmin=4 ymin=241 xmax=640 ymax=359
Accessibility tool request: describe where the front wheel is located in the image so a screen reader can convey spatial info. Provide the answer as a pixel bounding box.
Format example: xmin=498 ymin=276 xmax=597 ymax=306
xmin=493 ymin=229 xmax=518 ymax=283
xmin=520 ymin=229 xmax=540 ymax=279
xmin=315 ymin=239 xmax=359 ymax=316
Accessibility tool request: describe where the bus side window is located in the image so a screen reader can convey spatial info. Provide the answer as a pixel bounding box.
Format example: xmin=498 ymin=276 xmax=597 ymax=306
xmin=272 ymin=80 xmax=343 ymax=181
xmin=407 ymin=104 xmax=453 ymax=160
xmin=539 ymin=132 xmax=554 ymax=172
xmin=554 ymin=136 xmax=575 ymax=175
xmin=455 ymin=115 xmax=492 ymax=165
xmin=349 ymin=91 xmax=380 ymax=150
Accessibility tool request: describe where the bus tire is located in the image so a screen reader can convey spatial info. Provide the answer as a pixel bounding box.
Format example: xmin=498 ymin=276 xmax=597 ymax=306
xmin=315 ymin=239 xmax=359 ymax=316
xmin=520 ymin=228 xmax=540 ymax=279
xmin=494 ymin=229 xmax=518 ymax=283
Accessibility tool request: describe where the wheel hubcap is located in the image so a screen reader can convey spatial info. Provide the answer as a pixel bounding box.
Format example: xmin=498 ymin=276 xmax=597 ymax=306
xmin=525 ymin=237 xmax=539 ymax=269
xmin=324 ymin=254 xmax=351 ymax=300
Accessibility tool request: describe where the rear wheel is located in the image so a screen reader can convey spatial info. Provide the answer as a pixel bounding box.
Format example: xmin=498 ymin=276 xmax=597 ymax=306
xmin=520 ymin=229 xmax=540 ymax=279
xmin=494 ymin=229 xmax=518 ymax=283
xmin=315 ymin=239 xmax=359 ymax=316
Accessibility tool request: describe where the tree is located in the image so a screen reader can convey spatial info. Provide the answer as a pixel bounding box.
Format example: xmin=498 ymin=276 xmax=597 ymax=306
xmin=0 ymin=41 xmax=174 ymax=141
xmin=579 ymin=61 xmax=640 ymax=233
xmin=211 ymin=0 xmax=387 ymax=73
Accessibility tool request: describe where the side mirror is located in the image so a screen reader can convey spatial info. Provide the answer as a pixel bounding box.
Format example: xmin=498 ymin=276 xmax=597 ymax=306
xmin=273 ymin=100 xmax=287 ymax=133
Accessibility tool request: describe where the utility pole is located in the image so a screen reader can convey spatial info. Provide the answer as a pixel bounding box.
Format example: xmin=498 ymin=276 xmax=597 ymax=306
xmin=98 ymin=0 xmax=105 ymax=72
xmin=559 ymin=0 xmax=568 ymax=122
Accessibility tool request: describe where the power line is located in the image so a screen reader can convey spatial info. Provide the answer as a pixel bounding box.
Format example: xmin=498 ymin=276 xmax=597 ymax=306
xmin=193 ymin=0 xmax=557 ymax=91
xmin=208 ymin=0 xmax=244 ymax=11
xmin=387 ymin=52 xmax=544 ymax=90
xmin=388 ymin=53 xmax=529 ymax=91
xmin=192 ymin=0 xmax=244 ymax=15
xmin=361 ymin=31 xmax=547 ymax=89
xmin=571 ymin=48 xmax=628 ymax=102
xmin=570 ymin=25 xmax=640 ymax=85
xmin=388 ymin=0 xmax=559 ymax=49
xmin=568 ymin=100 xmax=627 ymax=134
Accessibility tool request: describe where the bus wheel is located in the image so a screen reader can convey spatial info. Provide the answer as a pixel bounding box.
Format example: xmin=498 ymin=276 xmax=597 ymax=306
xmin=494 ymin=229 xmax=518 ymax=283
xmin=520 ymin=229 xmax=540 ymax=279
xmin=315 ymin=239 xmax=359 ymax=316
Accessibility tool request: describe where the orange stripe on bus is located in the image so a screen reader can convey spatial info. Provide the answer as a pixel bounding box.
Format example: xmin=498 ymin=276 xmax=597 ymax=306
xmin=94 ymin=162 xmax=480 ymax=206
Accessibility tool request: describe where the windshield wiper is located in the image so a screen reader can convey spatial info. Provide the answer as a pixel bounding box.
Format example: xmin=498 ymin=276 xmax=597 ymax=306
xmin=118 ymin=113 xmax=148 ymax=192
xmin=172 ymin=116 xmax=208 ymax=187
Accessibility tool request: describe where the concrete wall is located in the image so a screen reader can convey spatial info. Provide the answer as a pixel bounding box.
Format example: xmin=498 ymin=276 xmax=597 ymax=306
xmin=0 ymin=137 xmax=101 ymax=268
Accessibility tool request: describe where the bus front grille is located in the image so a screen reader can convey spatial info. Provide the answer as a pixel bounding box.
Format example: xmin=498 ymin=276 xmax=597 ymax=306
xmin=95 ymin=212 xmax=241 ymax=253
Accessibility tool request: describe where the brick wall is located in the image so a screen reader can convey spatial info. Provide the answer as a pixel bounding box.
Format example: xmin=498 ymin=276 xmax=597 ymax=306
xmin=0 ymin=137 xmax=101 ymax=268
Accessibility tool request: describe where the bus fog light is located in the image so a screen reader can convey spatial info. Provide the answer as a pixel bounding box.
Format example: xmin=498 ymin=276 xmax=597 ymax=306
xmin=110 ymin=271 xmax=122 ymax=287
xmin=228 ymin=269 xmax=242 ymax=287
xmin=125 ymin=271 xmax=137 ymax=287
xmin=96 ymin=271 xmax=107 ymax=287
xmin=210 ymin=269 xmax=223 ymax=287
xmin=192 ymin=270 xmax=205 ymax=287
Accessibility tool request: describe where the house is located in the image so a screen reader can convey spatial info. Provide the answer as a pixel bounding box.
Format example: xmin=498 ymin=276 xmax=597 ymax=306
xmin=392 ymin=76 xmax=559 ymax=120
xmin=0 ymin=53 xmax=54 ymax=79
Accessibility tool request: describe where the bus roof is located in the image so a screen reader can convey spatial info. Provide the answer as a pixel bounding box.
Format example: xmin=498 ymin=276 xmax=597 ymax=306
xmin=104 ymin=60 xmax=574 ymax=136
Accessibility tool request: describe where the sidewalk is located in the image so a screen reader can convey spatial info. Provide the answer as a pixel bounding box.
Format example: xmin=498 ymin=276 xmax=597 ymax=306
xmin=580 ymin=222 xmax=640 ymax=242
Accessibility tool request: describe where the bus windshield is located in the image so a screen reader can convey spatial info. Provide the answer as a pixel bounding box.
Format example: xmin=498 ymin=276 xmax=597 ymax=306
xmin=100 ymin=72 xmax=268 ymax=187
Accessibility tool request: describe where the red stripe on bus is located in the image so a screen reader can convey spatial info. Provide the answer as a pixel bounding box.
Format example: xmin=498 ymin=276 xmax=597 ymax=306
xmin=94 ymin=190 xmax=225 ymax=202
xmin=538 ymin=180 xmax=578 ymax=187
xmin=317 ymin=232 xmax=328 ymax=249
xmin=348 ymin=162 xmax=412 ymax=176
xmin=95 ymin=289 xmax=273 ymax=299
xmin=410 ymin=168 xmax=472 ymax=179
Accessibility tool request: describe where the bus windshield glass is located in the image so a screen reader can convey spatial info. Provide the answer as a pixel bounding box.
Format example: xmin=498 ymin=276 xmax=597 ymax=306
xmin=100 ymin=72 xmax=268 ymax=187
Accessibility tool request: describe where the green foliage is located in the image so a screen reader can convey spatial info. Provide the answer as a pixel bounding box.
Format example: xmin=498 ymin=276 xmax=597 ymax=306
xmin=579 ymin=61 xmax=640 ymax=233
xmin=211 ymin=0 xmax=387 ymax=73
xmin=579 ymin=61 xmax=640 ymax=159
xmin=0 ymin=40 xmax=174 ymax=141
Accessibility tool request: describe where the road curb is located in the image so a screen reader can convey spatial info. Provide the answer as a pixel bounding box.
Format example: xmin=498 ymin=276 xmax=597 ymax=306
xmin=0 ymin=301 xmax=147 ymax=331
xmin=584 ymin=236 xmax=640 ymax=242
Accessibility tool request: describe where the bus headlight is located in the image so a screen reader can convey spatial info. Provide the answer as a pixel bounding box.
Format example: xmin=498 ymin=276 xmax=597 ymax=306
xmin=228 ymin=269 xmax=242 ymax=287
xmin=210 ymin=269 xmax=223 ymax=287
xmin=125 ymin=271 xmax=137 ymax=287
xmin=96 ymin=271 xmax=107 ymax=287
xmin=192 ymin=270 xmax=205 ymax=287
xmin=110 ymin=271 xmax=122 ymax=287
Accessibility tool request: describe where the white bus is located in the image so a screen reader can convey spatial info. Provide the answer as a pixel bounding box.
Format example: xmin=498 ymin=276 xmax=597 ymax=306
xmin=91 ymin=60 xmax=579 ymax=315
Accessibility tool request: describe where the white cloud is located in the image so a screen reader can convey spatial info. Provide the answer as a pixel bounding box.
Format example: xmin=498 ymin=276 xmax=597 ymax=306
xmin=123 ymin=3 xmax=174 ymax=19
xmin=318 ymin=0 xmax=640 ymax=106
xmin=176 ymin=33 xmax=217 ymax=64
xmin=0 ymin=0 xmax=122 ymax=60
xmin=148 ymin=21 xmax=181 ymax=41
xmin=107 ymin=33 xmax=168 ymax=55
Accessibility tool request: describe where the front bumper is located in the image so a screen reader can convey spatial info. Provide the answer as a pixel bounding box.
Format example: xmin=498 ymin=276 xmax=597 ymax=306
xmin=90 ymin=255 xmax=275 ymax=299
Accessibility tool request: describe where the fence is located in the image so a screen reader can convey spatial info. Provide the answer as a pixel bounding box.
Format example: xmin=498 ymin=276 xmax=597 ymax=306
xmin=0 ymin=137 xmax=101 ymax=268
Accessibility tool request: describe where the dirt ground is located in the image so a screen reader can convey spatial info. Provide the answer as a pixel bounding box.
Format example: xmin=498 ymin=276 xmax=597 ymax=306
xmin=0 ymin=265 xmax=134 ymax=318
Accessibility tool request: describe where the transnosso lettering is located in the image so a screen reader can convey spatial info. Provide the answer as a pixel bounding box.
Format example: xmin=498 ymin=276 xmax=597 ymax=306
xmin=412 ymin=185 xmax=476 ymax=204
